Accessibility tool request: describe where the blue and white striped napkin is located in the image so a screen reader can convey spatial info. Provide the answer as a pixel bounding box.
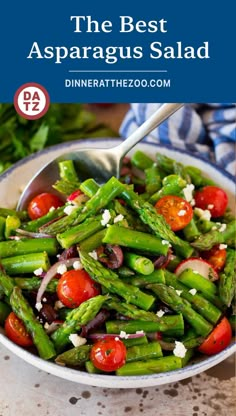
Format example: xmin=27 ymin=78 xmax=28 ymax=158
xmin=119 ymin=103 xmax=236 ymax=176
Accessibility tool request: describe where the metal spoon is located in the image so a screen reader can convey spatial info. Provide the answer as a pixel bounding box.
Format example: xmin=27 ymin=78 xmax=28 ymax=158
xmin=17 ymin=103 xmax=183 ymax=210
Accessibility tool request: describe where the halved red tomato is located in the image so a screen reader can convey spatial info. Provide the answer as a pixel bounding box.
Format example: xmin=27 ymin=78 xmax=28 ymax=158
xmin=198 ymin=317 xmax=232 ymax=355
xmin=5 ymin=312 xmax=33 ymax=347
xmin=90 ymin=338 xmax=126 ymax=372
xmin=194 ymin=186 xmax=228 ymax=217
xmin=155 ymin=195 xmax=193 ymax=231
xmin=28 ymin=193 xmax=64 ymax=220
xmin=57 ymin=269 xmax=100 ymax=308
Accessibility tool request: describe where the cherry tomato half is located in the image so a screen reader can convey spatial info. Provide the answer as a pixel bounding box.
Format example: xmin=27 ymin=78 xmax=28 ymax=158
xmin=57 ymin=269 xmax=100 ymax=309
xmin=5 ymin=312 xmax=33 ymax=347
xmin=155 ymin=195 xmax=193 ymax=231
xmin=198 ymin=317 xmax=232 ymax=355
xmin=90 ymin=338 xmax=126 ymax=372
xmin=201 ymin=245 xmax=227 ymax=272
xmin=194 ymin=186 xmax=228 ymax=218
xmin=28 ymin=193 xmax=64 ymax=220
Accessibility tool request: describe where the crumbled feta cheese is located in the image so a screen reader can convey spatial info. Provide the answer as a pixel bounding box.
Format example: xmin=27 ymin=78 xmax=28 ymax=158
xmin=178 ymin=210 xmax=187 ymax=216
xmin=64 ymin=205 xmax=77 ymax=216
xmin=57 ymin=264 xmax=67 ymax=275
xmin=176 ymin=290 xmax=183 ymax=296
xmin=49 ymin=206 xmax=55 ymax=212
xmin=54 ymin=300 xmax=65 ymax=310
xmin=173 ymin=341 xmax=187 ymax=358
xmin=35 ymin=302 xmax=43 ymax=312
xmin=194 ymin=207 xmax=211 ymax=221
xmin=119 ymin=330 xmax=129 ymax=339
xmin=183 ymin=184 xmax=195 ymax=202
xmin=162 ymin=240 xmax=171 ymax=247
xmin=88 ymin=251 xmax=98 ymax=260
xmin=219 ymin=244 xmax=227 ymax=250
xmin=114 ymin=214 xmax=124 ymax=223
xmin=156 ymin=309 xmax=165 ymax=318
xmin=207 ymin=204 xmax=214 ymax=209
xmin=136 ymin=330 xmax=145 ymax=335
xmin=218 ymin=223 xmax=227 ymax=232
xmin=189 ymin=288 xmax=197 ymax=296
xmin=69 ymin=334 xmax=87 ymax=347
xmin=33 ymin=267 xmax=44 ymax=276
xmin=101 ymin=209 xmax=111 ymax=226
xmin=42 ymin=297 xmax=47 ymax=303
xmin=73 ymin=260 xmax=82 ymax=270
xmin=14 ymin=236 xmax=21 ymax=241
xmin=115 ymin=337 xmax=120 ymax=341
xmin=44 ymin=322 xmax=50 ymax=329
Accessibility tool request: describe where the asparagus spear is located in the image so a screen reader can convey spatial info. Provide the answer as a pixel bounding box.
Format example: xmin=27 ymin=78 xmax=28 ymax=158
xmin=0 ymin=264 xmax=15 ymax=297
xmin=14 ymin=276 xmax=58 ymax=292
xmin=116 ymin=355 xmax=182 ymax=376
xmin=80 ymin=250 xmax=155 ymax=311
xmin=126 ymin=341 xmax=163 ymax=363
xmin=22 ymin=206 xmax=65 ymax=232
xmin=150 ymin=174 xmax=187 ymax=204
xmin=145 ymin=164 xmax=162 ymax=195
xmin=79 ymin=229 xmax=106 ymax=252
xmin=51 ymin=294 xmax=108 ymax=352
xmin=105 ymin=295 xmax=166 ymax=322
xmin=128 ymin=269 xmax=165 ymax=287
xmin=124 ymin=252 xmax=154 ymax=275
xmin=42 ymin=177 xmax=125 ymax=235
xmin=131 ymin=150 xmax=154 ymax=170
xmin=0 ymin=217 xmax=5 ymax=241
xmin=191 ymin=220 xmax=236 ymax=251
xmin=177 ymin=269 xmax=217 ymax=298
xmin=219 ymin=249 xmax=236 ymax=307
xmin=57 ymin=215 xmax=104 ymax=249
xmin=58 ymin=160 xmax=80 ymax=182
xmin=55 ymin=345 xmax=91 ymax=366
xmin=106 ymin=315 xmax=185 ymax=337
xmin=0 ymin=207 xmax=28 ymax=220
xmin=183 ymin=219 xmax=201 ymax=242
xmin=0 ymin=238 xmax=58 ymax=258
xmin=10 ymin=286 xmax=56 ymax=359
xmin=155 ymin=154 xmax=215 ymax=186
xmin=2 ymin=252 xmax=50 ymax=275
xmin=5 ymin=215 xmax=21 ymax=238
xmin=120 ymin=188 xmax=193 ymax=258
xmin=149 ymin=284 xmax=213 ymax=337
xmin=0 ymin=300 xmax=11 ymax=325
xmin=164 ymin=270 xmax=222 ymax=324
xmin=103 ymin=225 xmax=169 ymax=256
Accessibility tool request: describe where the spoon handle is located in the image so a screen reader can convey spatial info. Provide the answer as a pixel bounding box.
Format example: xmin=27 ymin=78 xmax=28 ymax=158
xmin=116 ymin=103 xmax=183 ymax=157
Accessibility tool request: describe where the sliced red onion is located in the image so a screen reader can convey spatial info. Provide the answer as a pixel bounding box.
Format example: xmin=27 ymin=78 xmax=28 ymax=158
xmin=88 ymin=332 xmax=146 ymax=341
xmin=36 ymin=257 xmax=81 ymax=304
xmin=16 ymin=228 xmax=53 ymax=239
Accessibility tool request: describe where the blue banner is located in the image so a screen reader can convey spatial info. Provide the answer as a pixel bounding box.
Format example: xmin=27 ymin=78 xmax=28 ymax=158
xmin=0 ymin=0 xmax=235 ymax=102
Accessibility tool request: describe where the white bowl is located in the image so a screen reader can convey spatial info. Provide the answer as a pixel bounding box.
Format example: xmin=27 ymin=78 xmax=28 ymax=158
xmin=0 ymin=138 xmax=235 ymax=388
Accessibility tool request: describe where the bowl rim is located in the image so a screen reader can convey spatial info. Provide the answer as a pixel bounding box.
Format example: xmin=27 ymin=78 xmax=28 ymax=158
xmin=0 ymin=137 xmax=235 ymax=388
xmin=0 ymin=137 xmax=235 ymax=183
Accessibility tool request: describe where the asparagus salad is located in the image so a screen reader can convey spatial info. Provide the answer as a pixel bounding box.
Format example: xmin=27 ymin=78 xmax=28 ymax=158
xmin=0 ymin=150 xmax=235 ymax=376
